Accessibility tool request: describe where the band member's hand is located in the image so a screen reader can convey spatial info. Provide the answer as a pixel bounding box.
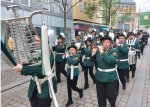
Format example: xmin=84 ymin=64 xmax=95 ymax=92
xmin=81 ymin=45 xmax=84 ymax=48
xmin=66 ymin=53 xmax=69 ymax=58
xmin=134 ymin=49 xmax=139 ymax=52
xmin=98 ymin=46 xmax=104 ymax=53
xmin=62 ymin=53 xmax=66 ymax=59
xmin=12 ymin=63 xmax=23 ymax=72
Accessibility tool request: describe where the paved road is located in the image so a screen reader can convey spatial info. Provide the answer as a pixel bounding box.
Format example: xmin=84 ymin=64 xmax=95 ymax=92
xmin=1 ymin=55 xmax=30 ymax=91
xmin=1 ymin=40 xmax=150 ymax=107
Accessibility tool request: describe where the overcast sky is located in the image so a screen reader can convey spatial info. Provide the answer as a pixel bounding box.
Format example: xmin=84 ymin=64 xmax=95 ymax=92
xmin=134 ymin=0 xmax=150 ymax=12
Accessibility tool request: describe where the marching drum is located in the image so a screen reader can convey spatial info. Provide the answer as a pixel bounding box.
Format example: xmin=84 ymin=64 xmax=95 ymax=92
xmin=128 ymin=50 xmax=136 ymax=65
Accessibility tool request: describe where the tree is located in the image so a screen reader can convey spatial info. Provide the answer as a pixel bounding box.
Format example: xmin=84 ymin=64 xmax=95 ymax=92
xmin=49 ymin=0 xmax=82 ymax=35
xmin=84 ymin=0 xmax=99 ymax=28
xmin=120 ymin=13 xmax=129 ymax=31
xmin=98 ymin=0 xmax=121 ymax=29
xmin=84 ymin=1 xmax=96 ymax=19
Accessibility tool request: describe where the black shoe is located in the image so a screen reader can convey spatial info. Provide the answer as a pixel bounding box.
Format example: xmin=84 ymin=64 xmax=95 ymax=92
xmin=93 ymin=80 xmax=96 ymax=84
xmin=79 ymin=89 xmax=83 ymax=98
xmin=66 ymin=100 xmax=73 ymax=107
xmin=57 ymin=80 xmax=61 ymax=83
xmin=84 ymin=85 xmax=89 ymax=90
xmin=122 ymin=85 xmax=126 ymax=90
xmin=132 ymin=74 xmax=135 ymax=78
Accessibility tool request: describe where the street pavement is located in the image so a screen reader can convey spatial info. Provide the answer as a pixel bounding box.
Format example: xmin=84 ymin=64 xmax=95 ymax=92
xmin=1 ymin=55 xmax=30 ymax=92
xmin=1 ymin=40 xmax=150 ymax=107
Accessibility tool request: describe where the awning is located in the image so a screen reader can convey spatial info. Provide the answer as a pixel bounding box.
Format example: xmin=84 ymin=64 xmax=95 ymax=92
xmin=101 ymin=27 xmax=109 ymax=31
xmin=100 ymin=25 xmax=109 ymax=31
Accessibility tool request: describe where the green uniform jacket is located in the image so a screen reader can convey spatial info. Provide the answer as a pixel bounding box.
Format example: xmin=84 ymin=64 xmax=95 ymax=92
xmin=91 ymin=48 xmax=118 ymax=83
xmin=91 ymin=35 xmax=97 ymax=42
xmin=53 ymin=43 xmax=66 ymax=62
xmin=21 ymin=52 xmax=57 ymax=100
xmin=117 ymin=43 xmax=129 ymax=69
xmin=66 ymin=54 xmax=80 ymax=77
xmin=82 ymin=47 xmax=95 ymax=67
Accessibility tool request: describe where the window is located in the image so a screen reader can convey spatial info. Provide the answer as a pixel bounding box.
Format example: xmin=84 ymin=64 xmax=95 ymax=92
xmin=80 ymin=1 xmax=85 ymax=11
xmin=2 ymin=0 xmax=13 ymax=3
xmin=38 ymin=0 xmax=49 ymax=3
xmin=39 ymin=0 xmax=50 ymax=11
xmin=51 ymin=1 xmax=60 ymax=14
xmin=20 ymin=0 xmax=31 ymax=7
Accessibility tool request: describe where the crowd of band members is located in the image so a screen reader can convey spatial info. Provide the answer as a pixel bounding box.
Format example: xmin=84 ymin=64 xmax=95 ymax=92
xmin=52 ymin=29 xmax=149 ymax=107
xmin=12 ymin=28 xmax=149 ymax=107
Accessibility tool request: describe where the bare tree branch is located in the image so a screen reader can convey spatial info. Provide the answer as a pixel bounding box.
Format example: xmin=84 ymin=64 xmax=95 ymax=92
xmin=111 ymin=0 xmax=120 ymax=15
xmin=62 ymin=0 xmax=65 ymax=8
xmin=49 ymin=1 xmax=64 ymax=13
xmin=66 ymin=0 xmax=82 ymax=14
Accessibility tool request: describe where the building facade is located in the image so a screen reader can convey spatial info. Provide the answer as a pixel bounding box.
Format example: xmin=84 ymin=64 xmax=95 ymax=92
xmin=116 ymin=0 xmax=137 ymax=32
xmin=73 ymin=0 xmax=102 ymax=37
xmin=1 ymin=0 xmax=74 ymax=43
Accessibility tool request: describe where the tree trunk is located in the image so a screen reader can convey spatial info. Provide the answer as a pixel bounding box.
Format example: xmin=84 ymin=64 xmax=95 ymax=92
xmin=63 ymin=0 xmax=67 ymax=36
xmin=122 ymin=22 xmax=125 ymax=32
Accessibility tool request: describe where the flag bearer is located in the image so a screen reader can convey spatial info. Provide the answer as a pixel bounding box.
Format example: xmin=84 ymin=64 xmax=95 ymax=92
xmin=13 ymin=34 xmax=57 ymax=107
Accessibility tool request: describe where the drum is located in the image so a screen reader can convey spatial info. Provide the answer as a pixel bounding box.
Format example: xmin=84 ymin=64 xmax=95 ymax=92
xmin=128 ymin=50 xmax=136 ymax=65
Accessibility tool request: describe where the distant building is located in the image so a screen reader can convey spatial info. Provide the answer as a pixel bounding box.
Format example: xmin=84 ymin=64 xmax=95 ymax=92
xmin=1 ymin=0 xmax=74 ymax=43
xmin=115 ymin=0 xmax=137 ymax=32
xmin=140 ymin=12 xmax=150 ymax=28
xmin=72 ymin=0 xmax=102 ymax=37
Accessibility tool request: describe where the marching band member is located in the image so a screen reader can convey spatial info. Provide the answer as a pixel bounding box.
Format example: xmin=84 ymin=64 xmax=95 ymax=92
xmin=89 ymin=30 xmax=97 ymax=42
xmin=116 ymin=34 xmax=129 ymax=89
xmin=64 ymin=45 xmax=83 ymax=107
xmin=91 ymin=37 xmax=119 ymax=107
xmin=52 ymin=34 xmax=67 ymax=83
xmin=81 ymin=38 xmax=96 ymax=89
xmin=126 ymin=32 xmax=140 ymax=79
xmin=12 ymin=34 xmax=57 ymax=107
xmin=96 ymin=35 xmax=102 ymax=46
xmin=72 ymin=34 xmax=84 ymax=71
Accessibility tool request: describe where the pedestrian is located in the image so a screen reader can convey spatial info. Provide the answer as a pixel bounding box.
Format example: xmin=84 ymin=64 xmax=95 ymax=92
xmin=64 ymin=45 xmax=83 ymax=107
xmin=91 ymin=37 xmax=119 ymax=107
xmin=52 ymin=34 xmax=67 ymax=83
xmin=116 ymin=34 xmax=129 ymax=89
xmin=81 ymin=38 xmax=96 ymax=89
xmin=12 ymin=33 xmax=57 ymax=107
xmin=126 ymin=32 xmax=140 ymax=78
xmin=139 ymin=30 xmax=146 ymax=55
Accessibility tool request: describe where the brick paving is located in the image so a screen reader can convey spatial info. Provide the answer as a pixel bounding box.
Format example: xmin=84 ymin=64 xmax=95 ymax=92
xmin=1 ymin=55 xmax=30 ymax=91
xmin=1 ymin=40 xmax=150 ymax=107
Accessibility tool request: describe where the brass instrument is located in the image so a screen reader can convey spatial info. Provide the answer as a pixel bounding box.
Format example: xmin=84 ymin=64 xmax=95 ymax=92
xmin=1 ymin=5 xmax=44 ymax=65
